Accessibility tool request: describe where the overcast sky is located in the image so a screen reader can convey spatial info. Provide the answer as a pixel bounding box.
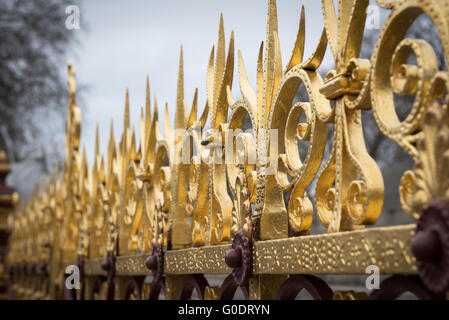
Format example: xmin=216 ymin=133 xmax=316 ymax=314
xmin=65 ymin=0 xmax=335 ymax=163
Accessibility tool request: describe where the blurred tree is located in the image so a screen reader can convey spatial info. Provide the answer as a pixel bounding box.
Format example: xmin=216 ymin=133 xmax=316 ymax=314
xmin=0 ymin=0 xmax=84 ymax=174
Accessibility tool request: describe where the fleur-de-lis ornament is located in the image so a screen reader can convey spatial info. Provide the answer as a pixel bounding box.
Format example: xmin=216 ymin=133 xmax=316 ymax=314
xmin=120 ymin=77 xmax=159 ymax=256
xmin=156 ymin=43 xmax=210 ymax=249
xmin=231 ymin=0 xmax=331 ymax=240
xmin=196 ymin=15 xmax=235 ymax=246
xmin=316 ymin=0 xmax=384 ymax=232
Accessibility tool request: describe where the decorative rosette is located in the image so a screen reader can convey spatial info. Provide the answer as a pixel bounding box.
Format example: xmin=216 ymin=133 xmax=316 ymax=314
xmin=225 ymin=230 xmax=251 ymax=286
xmin=100 ymin=251 xmax=115 ymax=272
xmin=145 ymin=245 xmax=163 ymax=284
xmin=411 ymin=200 xmax=449 ymax=294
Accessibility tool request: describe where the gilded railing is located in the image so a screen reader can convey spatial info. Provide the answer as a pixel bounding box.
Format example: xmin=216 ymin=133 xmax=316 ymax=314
xmin=5 ymin=0 xmax=449 ymax=300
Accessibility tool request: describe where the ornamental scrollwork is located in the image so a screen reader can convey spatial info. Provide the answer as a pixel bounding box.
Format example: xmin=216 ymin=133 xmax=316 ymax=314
xmin=6 ymin=0 xmax=449 ymax=300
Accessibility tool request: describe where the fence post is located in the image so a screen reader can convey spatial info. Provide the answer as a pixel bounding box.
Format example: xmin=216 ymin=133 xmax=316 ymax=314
xmin=0 ymin=151 xmax=18 ymax=299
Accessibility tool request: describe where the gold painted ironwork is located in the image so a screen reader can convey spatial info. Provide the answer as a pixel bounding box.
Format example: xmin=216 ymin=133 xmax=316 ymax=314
xmin=253 ymin=224 xmax=417 ymax=275
xmin=6 ymin=0 xmax=449 ymax=300
xmin=164 ymin=244 xmax=231 ymax=275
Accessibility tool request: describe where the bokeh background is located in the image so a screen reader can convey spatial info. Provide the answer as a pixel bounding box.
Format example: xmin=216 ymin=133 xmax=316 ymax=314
xmin=1 ymin=0 xmax=445 ymax=296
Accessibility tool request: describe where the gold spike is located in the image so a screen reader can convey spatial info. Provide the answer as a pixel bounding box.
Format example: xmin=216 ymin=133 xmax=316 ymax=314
xmin=99 ymin=155 xmax=105 ymax=182
xmin=269 ymin=30 xmax=283 ymax=110
xmin=338 ymin=0 xmax=354 ymax=59
xmin=107 ymin=120 xmax=116 ymax=179
xmin=263 ymin=0 xmax=279 ymax=123
xmin=145 ymin=120 xmax=159 ymax=163
xmin=341 ymin=0 xmax=370 ymax=65
xmin=266 ymin=0 xmax=279 ymax=37
xmin=130 ymin=125 xmax=137 ymax=161
xmin=95 ymin=123 xmax=100 ymax=159
xmin=67 ymin=62 xmax=76 ymax=108
xmin=124 ymin=88 xmax=130 ymax=133
xmin=175 ymin=46 xmax=186 ymax=130
xmin=238 ymin=50 xmax=257 ymax=112
xmin=183 ymin=100 xmax=189 ymax=127
xmin=82 ymin=144 xmax=88 ymax=177
xmin=164 ymin=102 xmax=173 ymax=140
xmin=154 ymin=97 xmax=163 ymax=142
xmin=214 ymin=13 xmax=226 ymax=107
xmin=188 ymin=88 xmax=198 ymax=128
xmin=140 ymin=106 xmax=146 ymax=162
xmin=155 ymin=121 xmax=163 ymax=143
xmin=153 ymin=97 xmax=159 ymax=121
xmin=199 ymin=102 xmax=209 ymax=130
xmin=301 ymin=27 xmax=328 ymax=71
xmin=144 ymin=77 xmax=152 ymax=154
xmin=145 ymin=76 xmax=151 ymax=123
xmin=136 ymin=139 xmax=142 ymax=164
xmin=322 ymin=0 xmax=339 ymax=60
xmin=145 ymin=100 xmax=158 ymax=164
xmin=227 ymin=85 xmax=236 ymax=107
xmin=206 ymin=45 xmax=215 ymax=109
xmin=213 ymin=30 xmax=234 ymax=128
xmin=285 ymin=5 xmax=305 ymax=73
xmin=257 ymin=41 xmax=264 ymax=121
xmin=93 ymin=123 xmax=101 ymax=188
xmin=151 ymin=97 xmax=159 ymax=143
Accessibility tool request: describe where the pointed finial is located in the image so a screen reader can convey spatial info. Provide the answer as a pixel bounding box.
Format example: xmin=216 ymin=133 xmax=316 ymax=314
xmin=107 ymin=119 xmax=116 ymax=179
xmin=164 ymin=102 xmax=173 ymax=140
xmin=153 ymin=96 xmax=159 ymax=122
xmin=214 ymin=13 xmax=226 ymax=107
xmin=238 ymin=50 xmax=257 ymax=110
xmin=257 ymin=41 xmax=264 ymax=118
xmin=199 ymin=102 xmax=210 ymax=130
xmin=124 ymin=88 xmax=130 ymax=132
xmin=188 ymin=88 xmax=198 ymax=128
xmin=67 ymin=62 xmax=76 ymax=107
xmin=110 ymin=119 xmax=115 ymax=140
xmin=263 ymin=0 xmax=280 ymax=122
xmin=99 ymin=156 xmax=105 ymax=181
xmin=285 ymin=5 xmax=306 ymax=73
xmin=175 ymin=46 xmax=186 ymax=130
xmin=266 ymin=0 xmax=279 ymax=37
xmin=108 ymin=118 xmax=116 ymax=156
xmin=145 ymin=76 xmax=151 ymax=125
xmin=140 ymin=106 xmax=146 ymax=159
xmin=95 ymin=123 xmax=100 ymax=158
xmin=206 ymin=45 xmax=215 ymax=110
xmin=130 ymin=125 xmax=137 ymax=160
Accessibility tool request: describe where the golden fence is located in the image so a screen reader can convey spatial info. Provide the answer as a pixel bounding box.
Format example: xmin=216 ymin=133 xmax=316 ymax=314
xmin=3 ymin=0 xmax=449 ymax=300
